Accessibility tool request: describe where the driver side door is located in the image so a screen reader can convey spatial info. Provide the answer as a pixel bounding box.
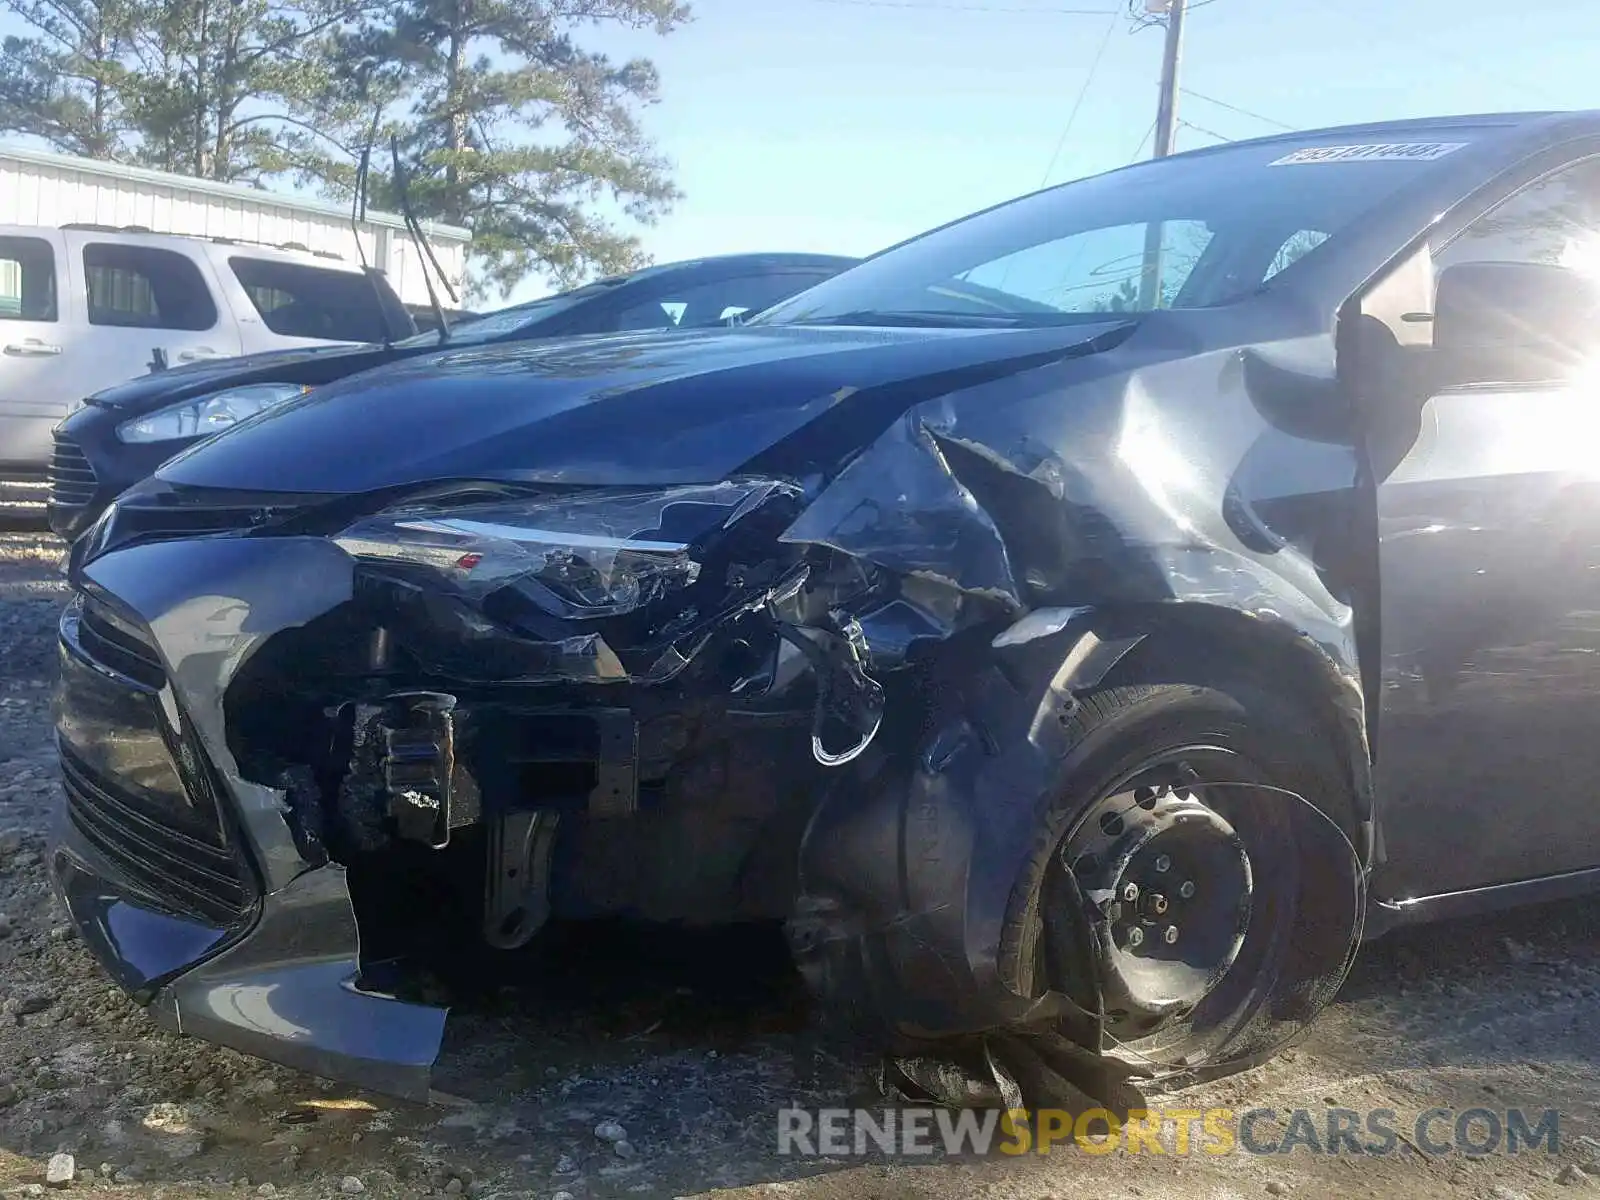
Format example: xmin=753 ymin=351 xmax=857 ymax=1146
xmin=1364 ymin=152 xmax=1600 ymax=899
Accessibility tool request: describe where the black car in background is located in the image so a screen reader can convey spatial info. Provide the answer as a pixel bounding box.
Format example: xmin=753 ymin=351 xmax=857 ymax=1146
xmin=47 ymin=251 xmax=856 ymax=538
xmin=405 ymin=303 xmax=479 ymax=334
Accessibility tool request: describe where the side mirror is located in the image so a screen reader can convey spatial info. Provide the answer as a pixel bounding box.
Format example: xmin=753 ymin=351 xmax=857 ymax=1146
xmin=1434 ymin=260 xmax=1600 ymax=381
xmin=1240 ymin=345 xmax=1350 ymax=443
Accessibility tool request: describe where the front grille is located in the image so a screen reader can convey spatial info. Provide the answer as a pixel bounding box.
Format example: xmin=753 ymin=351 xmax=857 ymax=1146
xmin=78 ymin=596 xmax=166 ymax=690
xmin=61 ymin=743 xmax=251 ymax=924
xmin=49 ymin=433 xmax=98 ymax=507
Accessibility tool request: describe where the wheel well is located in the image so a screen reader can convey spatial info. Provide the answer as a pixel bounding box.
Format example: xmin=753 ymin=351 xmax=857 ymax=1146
xmin=1086 ymin=602 xmax=1373 ymax=840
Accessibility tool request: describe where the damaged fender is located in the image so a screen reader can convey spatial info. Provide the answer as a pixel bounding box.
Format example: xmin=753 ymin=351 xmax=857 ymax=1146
xmin=781 ymin=341 xmax=1373 ymax=1085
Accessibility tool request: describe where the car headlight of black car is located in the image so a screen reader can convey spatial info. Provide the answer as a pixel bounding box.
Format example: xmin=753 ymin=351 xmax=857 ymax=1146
xmin=117 ymin=383 xmax=311 ymax=444
xmin=331 ymin=485 xmax=788 ymax=620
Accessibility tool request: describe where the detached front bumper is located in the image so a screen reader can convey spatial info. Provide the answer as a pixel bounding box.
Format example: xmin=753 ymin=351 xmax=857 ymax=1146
xmin=50 ymin=535 xmax=449 ymax=1100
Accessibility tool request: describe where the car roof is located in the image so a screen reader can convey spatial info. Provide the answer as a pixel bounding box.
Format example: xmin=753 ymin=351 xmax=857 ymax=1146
xmin=593 ymin=252 xmax=861 ymax=286
xmin=0 ymin=223 xmax=366 ymax=272
xmin=882 ymin=109 xmax=1600 ymax=261
xmin=1141 ymin=110 xmax=1595 ymax=165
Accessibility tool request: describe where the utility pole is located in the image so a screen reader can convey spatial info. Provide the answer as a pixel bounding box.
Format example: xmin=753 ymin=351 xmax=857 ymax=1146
xmin=1152 ymin=0 xmax=1188 ymax=159
xmin=1139 ymin=0 xmax=1188 ymax=306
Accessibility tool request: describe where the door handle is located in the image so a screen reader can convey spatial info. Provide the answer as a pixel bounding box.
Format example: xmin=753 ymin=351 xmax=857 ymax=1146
xmin=4 ymin=339 xmax=63 ymax=357
xmin=177 ymin=347 xmax=223 ymax=363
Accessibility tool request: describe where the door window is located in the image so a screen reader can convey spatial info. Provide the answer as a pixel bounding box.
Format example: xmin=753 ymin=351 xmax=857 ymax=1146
xmin=612 ymin=272 xmax=829 ymax=331
xmin=1436 ymin=156 xmax=1600 ymax=274
xmin=0 ymin=236 xmax=58 ymax=322
xmin=229 ymin=256 xmax=410 ymax=342
xmin=1263 ymin=230 xmax=1331 ymax=282
xmin=82 ymin=244 xmax=217 ymax=331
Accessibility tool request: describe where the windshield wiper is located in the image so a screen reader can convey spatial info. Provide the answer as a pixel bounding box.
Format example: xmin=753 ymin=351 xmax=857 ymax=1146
xmin=390 ymin=135 xmax=459 ymax=344
xmin=350 ymin=136 xmax=397 ymax=349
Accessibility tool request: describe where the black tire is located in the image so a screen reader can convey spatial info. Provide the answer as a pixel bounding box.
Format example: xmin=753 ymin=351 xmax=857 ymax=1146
xmin=999 ymin=670 xmax=1354 ymax=995
xmin=984 ymin=636 xmax=1366 ymax=1080
xmin=790 ymin=632 xmax=1365 ymax=1087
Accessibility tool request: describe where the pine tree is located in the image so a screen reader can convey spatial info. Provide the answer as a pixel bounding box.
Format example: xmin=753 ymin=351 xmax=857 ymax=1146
xmin=0 ymin=0 xmax=144 ymax=159
xmin=0 ymin=0 xmax=690 ymax=294
xmin=313 ymin=0 xmax=691 ymax=298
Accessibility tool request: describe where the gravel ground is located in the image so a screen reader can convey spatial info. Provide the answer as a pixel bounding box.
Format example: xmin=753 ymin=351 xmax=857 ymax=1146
xmin=4 ymin=529 xmax=1600 ymax=1200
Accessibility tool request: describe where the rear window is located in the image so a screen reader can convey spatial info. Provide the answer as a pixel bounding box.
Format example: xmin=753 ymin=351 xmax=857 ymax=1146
xmin=229 ymin=257 xmax=410 ymax=343
xmin=612 ymin=271 xmax=835 ymax=331
xmin=84 ymin=243 xmax=217 ymax=331
xmin=0 ymin=236 xmax=57 ymax=322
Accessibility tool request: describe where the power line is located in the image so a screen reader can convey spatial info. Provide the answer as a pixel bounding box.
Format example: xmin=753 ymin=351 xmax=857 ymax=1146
xmin=1036 ymin=7 xmax=1124 ymax=187
xmin=1126 ymin=0 xmax=1219 ymax=31
xmin=1128 ymin=118 xmax=1157 ymax=163
xmin=1180 ymin=86 xmax=1295 ymax=132
xmin=1178 ymin=117 xmax=1233 ymax=144
xmin=807 ymin=0 xmax=1118 ymax=13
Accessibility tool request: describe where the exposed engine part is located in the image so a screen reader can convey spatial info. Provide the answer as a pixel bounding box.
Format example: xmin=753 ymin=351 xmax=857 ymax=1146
xmin=367 ymin=626 xmax=393 ymax=670
xmin=589 ymin=710 xmax=639 ymax=818
xmin=484 ymin=811 xmax=560 ymax=949
xmin=336 ymin=694 xmax=482 ymax=853
xmin=382 ymin=693 xmax=461 ymax=849
xmin=776 ymin=612 xmax=885 ymax=767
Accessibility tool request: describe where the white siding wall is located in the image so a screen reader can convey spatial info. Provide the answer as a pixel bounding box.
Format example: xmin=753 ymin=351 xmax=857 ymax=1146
xmin=0 ymin=149 xmax=470 ymax=307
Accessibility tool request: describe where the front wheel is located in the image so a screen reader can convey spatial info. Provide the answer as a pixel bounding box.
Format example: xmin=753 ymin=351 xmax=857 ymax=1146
xmin=1007 ymin=677 xmax=1366 ymax=1084
xmin=790 ymin=657 xmax=1366 ymax=1099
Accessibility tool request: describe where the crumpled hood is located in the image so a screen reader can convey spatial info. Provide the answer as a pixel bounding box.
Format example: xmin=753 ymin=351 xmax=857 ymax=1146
xmin=90 ymin=342 xmax=383 ymax=409
xmin=156 ymin=322 xmax=1132 ymax=493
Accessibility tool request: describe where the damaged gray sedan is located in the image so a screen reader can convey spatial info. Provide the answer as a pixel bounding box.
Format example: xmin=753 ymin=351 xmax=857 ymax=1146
xmin=50 ymin=109 xmax=1600 ymax=1102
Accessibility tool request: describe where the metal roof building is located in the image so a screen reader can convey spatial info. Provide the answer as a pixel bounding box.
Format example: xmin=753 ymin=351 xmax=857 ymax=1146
xmin=0 ymin=145 xmax=471 ymax=308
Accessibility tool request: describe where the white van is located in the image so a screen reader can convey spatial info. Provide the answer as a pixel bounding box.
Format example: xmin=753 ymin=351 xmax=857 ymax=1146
xmin=0 ymin=225 xmax=415 ymax=511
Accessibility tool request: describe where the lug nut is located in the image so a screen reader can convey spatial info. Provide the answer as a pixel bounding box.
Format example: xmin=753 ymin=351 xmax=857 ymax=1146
xmin=1148 ymin=893 xmax=1168 ymax=915
xmin=1122 ymin=882 xmax=1140 ymax=903
xmin=1154 ymin=854 xmax=1171 ymax=873
xmin=1178 ymin=880 xmax=1196 ymax=899
xmin=1127 ymin=927 xmax=1145 ymax=948
xmin=1163 ymin=925 xmax=1179 ymax=945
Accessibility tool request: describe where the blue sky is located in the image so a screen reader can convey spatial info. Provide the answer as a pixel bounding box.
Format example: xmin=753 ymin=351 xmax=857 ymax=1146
xmin=546 ymin=0 xmax=1600 ymax=301
xmin=3 ymin=0 xmax=1595 ymax=303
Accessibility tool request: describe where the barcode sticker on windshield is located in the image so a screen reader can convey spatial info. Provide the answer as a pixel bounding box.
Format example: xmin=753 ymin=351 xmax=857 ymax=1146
xmin=1269 ymin=142 xmax=1468 ymax=166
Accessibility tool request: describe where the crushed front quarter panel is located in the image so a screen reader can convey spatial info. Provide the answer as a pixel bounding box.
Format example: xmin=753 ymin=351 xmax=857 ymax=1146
xmin=780 ymin=328 xmax=1369 ymax=803
xmin=779 ymin=320 xmax=1373 ymax=1087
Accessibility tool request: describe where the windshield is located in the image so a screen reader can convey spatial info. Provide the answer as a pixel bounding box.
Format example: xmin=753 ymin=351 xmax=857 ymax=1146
xmin=394 ymin=286 xmax=604 ymax=348
xmin=755 ymin=133 xmax=1479 ymax=328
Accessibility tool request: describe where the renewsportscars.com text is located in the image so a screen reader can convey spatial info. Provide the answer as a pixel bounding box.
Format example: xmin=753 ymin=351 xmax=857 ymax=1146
xmin=776 ymin=1107 xmax=1562 ymax=1158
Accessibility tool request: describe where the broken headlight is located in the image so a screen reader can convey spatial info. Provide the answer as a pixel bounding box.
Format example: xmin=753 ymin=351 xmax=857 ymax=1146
xmin=333 ymin=486 xmax=783 ymax=620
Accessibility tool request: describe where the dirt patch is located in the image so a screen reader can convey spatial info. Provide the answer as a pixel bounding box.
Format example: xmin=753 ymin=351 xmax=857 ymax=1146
xmin=2 ymin=531 xmax=1599 ymax=1200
